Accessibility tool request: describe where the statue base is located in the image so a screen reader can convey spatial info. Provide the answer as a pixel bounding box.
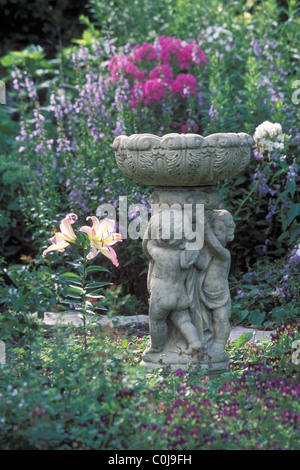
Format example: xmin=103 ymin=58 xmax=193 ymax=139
xmin=141 ymin=333 xmax=230 ymax=375
xmin=140 ymin=357 xmax=230 ymax=377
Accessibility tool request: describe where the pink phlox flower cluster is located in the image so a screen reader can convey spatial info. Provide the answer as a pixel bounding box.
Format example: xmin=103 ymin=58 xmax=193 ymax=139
xmin=132 ymin=42 xmax=158 ymax=62
xmin=130 ymin=77 xmax=168 ymax=107
xmin=143 ymin=78 xmax=165 ymax=104
xmin=172 ymin=73 xmax=198 ymax=96
xmin=108 ymin=54 xmax=127 ymax=81
xmin=177 ymin=43 xmax=209 ymax=68
xmin=108 ymin=54 xmax=145 ymax=82
xmin=157 ymin=36 xmax=182 ymax=64
xmin=149 ymin=64 xmax=174 ymax=85
xmin=107 ymin=36 xmax=208 ymax=109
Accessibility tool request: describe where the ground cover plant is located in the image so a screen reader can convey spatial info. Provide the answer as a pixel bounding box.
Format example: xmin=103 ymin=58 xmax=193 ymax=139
xmin=0 ymin=320 xmax=299 ymax=450
xmin=0 ymin=0 xmax=299 ymax=451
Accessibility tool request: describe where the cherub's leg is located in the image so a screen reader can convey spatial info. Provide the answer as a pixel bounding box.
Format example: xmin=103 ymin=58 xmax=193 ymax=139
xmin=211 ymin=305 xmax=231 ymax=345
xmin=145 ymin=304 xmax=168 ymax=354
xmin=208 ymin=305 xmax=231 ymax=362
xmin=170 ymin=309 xmax=202 ymax=353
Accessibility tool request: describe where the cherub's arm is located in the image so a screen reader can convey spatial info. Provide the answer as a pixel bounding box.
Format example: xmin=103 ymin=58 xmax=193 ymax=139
xmin=147 ymin=260 xmax=153 ymax=293
xmin=194 ymin=249 xmax=209 ymax=270
xmin=146 ymin=240 xmax=157 ymax=258
xmin=144 ymin=239 xmax=158 ymax=293
xmin=204 ymin=213 xmax=229 ymax=261
xmin=180 ymin=248 xmax=199 ymax=269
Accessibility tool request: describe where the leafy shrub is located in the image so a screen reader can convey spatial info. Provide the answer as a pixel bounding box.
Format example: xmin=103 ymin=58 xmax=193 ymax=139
xmin=230 ymin=244 xmax=300 ymax=327
xmin=0 ymin=329 xmax=160 ymax=450
xmin=101 ymin=286 xmax=148 ymax=317
xmin=0 ymin=154 xmax=33 ymax=258
xmin=87 ymin=0 xmax=177 ymax=46
xmin=0 ymin=258 xmax=62 ymax=345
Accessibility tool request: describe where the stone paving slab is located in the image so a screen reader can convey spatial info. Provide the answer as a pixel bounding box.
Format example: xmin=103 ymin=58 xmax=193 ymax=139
xmin=228 ymin=325 xmax=273 ymax=341
xmin=40 ymin=312 xmax=274 ymax=341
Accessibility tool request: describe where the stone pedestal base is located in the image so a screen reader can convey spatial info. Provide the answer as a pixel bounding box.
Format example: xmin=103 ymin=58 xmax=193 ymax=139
xmin=141 ymin=356 xmax=229 ymax=372
xmin=140 ymin=356 xmax=229 ymax=377
xmin=141 ymin=185 xmax=234 ymax=374
xmin=141 ymin=332 xmax=230 ymax=375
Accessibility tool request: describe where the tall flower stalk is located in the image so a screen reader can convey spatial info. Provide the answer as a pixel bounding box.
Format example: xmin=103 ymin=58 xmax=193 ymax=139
xmin=43 ymin=214 xmax=122 ymax=350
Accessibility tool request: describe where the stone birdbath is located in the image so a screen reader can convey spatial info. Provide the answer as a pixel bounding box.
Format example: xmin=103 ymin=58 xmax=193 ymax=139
xmin=113 ymin=132 xmax=253 ymax=373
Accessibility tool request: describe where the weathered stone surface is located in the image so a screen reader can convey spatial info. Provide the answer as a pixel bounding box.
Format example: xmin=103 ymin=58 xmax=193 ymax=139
xmin=112 ymin=132 xmax=253 ymax=186
xmin=112 ymin=131 xmax=253 ymax=373
xmin=141 ymin=200 xmax=235 ymax=371
xmin=149 ymin=186 xmax=220 ymax=210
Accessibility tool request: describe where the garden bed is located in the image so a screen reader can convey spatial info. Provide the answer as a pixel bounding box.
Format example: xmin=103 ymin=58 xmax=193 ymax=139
xmin=0 ymin=0 xmax=299 ymax=452
xmin=0 ymin=319 xmax=299 ymax=450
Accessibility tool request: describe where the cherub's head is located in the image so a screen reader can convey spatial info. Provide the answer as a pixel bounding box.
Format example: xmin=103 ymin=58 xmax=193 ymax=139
xmin=210 ymin=210 xmax=235 ymax=246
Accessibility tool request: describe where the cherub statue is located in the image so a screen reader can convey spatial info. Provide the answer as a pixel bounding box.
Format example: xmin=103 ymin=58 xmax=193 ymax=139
xmin=195 ymin=209 xmax=235 ymax=362
xmin=142 ymin=210 xmax=202 ymax=357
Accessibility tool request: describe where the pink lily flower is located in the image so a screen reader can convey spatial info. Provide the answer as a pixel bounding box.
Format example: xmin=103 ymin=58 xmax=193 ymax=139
xmin=43 ymin=213 xmax=78 ymax=256
xmin=79 ymin=216 xmax=122 ymax=266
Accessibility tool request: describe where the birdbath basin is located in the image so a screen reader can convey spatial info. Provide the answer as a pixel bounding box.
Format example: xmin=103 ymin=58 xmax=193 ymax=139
xmin=112 ymin=132 xmax=253 ymax=187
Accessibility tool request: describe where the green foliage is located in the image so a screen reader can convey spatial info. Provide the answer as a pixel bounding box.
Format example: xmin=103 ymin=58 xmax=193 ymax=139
xmin=0 ymin=328 xmax=155 ymax=450
xmin=87 ymin=0 xmax=176 ymax=46
xmin=0 ymin=108 xmax=19 ymax=153
xmin=230 ymin=246 xmax=300 ymax=327
xmin=102 ymin=286 xmax=148 ymax=317
xmin=0 ymin=44 xmax=49 ymax=74
xmin=0 ymin=0 xmax=299 ymax=330
xmin=0 ymin=154 xmax=32 ymax=258
xmin=0 ymin=259 xmax=62 ymax=325
xmin=0 ymin=320 xmax=299 ymax=450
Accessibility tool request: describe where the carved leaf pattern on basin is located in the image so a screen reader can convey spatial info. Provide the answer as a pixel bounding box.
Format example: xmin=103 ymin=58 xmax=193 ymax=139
xmin=112 ymin=132 xmax=253 ymax=186
xmin=165 ymin=149 xmax=182 ymax=178
xmin=138 ymin=150 xmax=156 ymax=178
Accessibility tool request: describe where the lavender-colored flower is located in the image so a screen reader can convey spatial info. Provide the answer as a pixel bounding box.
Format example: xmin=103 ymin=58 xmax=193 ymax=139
xmin=113 ymin=120 xmax=126 ymax=136
xmin=250 ymin=39 xmax=262 ymax=58
xmin=24 ymin=74 xmax=39 ymax=101
xmin=208 ymin=104 xmax=219 ymax=121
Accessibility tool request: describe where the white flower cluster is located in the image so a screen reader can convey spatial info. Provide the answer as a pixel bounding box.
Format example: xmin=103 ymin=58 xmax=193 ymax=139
xmin=198 ymin=25 xmax=233 ymax=54
xmin=253 ymin=121 xmax=285 ymax=153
